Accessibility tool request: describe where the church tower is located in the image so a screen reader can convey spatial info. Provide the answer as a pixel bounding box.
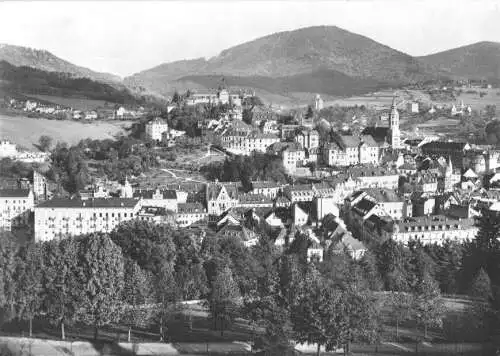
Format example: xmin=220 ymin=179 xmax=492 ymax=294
xmin=444 ymin=157 xmax=453 ymax=192
xmin=389 ymin=97 xmax=401 ymax=149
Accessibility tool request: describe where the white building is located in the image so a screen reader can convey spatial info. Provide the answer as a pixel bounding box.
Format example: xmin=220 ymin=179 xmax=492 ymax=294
xmin=176 ymin=202 xmax=208 ymax=227
xmin=0 ymin=189 xmax=34 ymax=231
xmin=146 ymin=118 xmax=169 ymax=142
xmin=34 ymin=198 xmax=142 ymax=242
xmin=0 ymin=140 xmax=18 ymax=158
xmin=133 ymin=188 xmax=178 ymax=212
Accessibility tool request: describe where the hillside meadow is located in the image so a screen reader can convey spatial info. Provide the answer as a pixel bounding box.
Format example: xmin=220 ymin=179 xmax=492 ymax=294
xmin=0 ymin=114 xmax=133 ymax=150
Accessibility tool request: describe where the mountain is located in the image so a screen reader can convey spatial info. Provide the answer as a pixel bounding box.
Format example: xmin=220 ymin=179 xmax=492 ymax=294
xmin=126 ymin=26 xmax=446 ymax=99
xmin=0 ymin=44 xmax=121 ymax=83
xmin=418 ymin=41 xmax=500 ymax=82
xmin=0 ymin=60 xmax=145 ymax=106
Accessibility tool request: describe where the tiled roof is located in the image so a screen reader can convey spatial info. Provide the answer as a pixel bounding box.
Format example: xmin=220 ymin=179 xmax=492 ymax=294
xmin=0 ymin=189 xmax=31 ymax=198
xmin=206 ymin=182 xmax=240 ymax=200
xmin=133 ymin=189 xmax=177 ymax=200
xmin=37 ymin=198 xmax=140 ymax=209
xmin=177 ymin=202 xmax=206 ymax=214
xmin=421 ymin=141 xmax=469 ymax=151
xmin=361 ymin=127 xmax=390 ymax=141
xmin=363 ymin=188 xmax=403 ymax=203
xmin=251 ymin=181 xmax=282 ymax=189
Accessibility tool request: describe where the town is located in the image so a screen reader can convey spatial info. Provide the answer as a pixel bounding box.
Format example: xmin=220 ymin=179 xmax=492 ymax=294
xmin=2 ymin=3 xmax=500 ymax=354
xmin=1 ymin=81 xmax=500 ymax=355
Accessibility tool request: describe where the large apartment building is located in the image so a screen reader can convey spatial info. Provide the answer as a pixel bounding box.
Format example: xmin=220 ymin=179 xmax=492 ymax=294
xmin=0 ymin=189 xmax=34 ymax=231
xmin=34 ymin=198 xmax=142 ymax=242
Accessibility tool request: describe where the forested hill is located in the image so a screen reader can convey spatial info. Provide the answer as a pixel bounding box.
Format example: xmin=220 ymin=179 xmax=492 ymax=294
xmin=0 ymin=60 xmax=146 ymax=106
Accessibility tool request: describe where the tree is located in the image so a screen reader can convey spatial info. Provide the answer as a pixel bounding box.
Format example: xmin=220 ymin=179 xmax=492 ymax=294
xmin=413 ymin=276 xmax=445 ymax=338
xmin=0 ymin=232 xmax=19 ymax=325
xmin=38 ymin=135 xmax=53 ymax=152
xmin=291 ymin=275 xmax=344 ymax=356
xmin=77 ymin=233 xmax=125 ymax=340
xmin=42 ymin=238 xmax=81 ymax=340
xmin=15 ymin=244 xmax=44 ymax=337
xmin=242 ymin=108 xmax=254 ymax=125
xmin=122 ymin=259 xmax=154 ymax=342
xmin=209 ymin=265 xmax=241 ymax=336
xmin=386 ymin=292 xmax=414 ymax=339
xmin=469 ymin=268 xmax=492 ymax=300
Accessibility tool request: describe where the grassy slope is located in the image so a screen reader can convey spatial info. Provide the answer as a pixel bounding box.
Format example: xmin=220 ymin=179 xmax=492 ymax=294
xmin=0 ymin=114 xmax=132 ymax=150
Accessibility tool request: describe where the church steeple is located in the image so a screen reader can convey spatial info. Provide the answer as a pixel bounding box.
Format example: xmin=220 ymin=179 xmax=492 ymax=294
xmin=389 ymin=96 xmax=400 ymax=149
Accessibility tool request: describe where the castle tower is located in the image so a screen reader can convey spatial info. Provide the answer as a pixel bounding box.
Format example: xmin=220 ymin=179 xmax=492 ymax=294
xmin=389 ymin=97 xmax=401 ymax=149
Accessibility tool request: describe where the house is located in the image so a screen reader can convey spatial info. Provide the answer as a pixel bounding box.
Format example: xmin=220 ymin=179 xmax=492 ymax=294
xmin=146 ymin=118 xmax=169 ymax=142
xmin=238 ymin=193 xmax=273 ymax=209
xmin=295 ymin=129 xmax=319 ymax=150
xmin=176 ymin=202 xmax=208 ymax=227
xmin=0 ymin=189 xmax=34 ymax=231
xmin=251 ymin=181 xmax=283 ymax=199
xmin=323 ymin=134 xmax=380 ymax=167
xmin=84 ymin=111 xmax=98 ymax=120
xmin=138 ymin=206 xmax=176 ymax=226
xmin=293 ymin=204 xmax=309 ymax=226
xmin=331 ymin=234 xmax=367 ymax=260
xmin=206 ymin=182 xmax=240 ymax=216
xmin=133 ymin=188 xmax=178 ymax=212
xmin=420 ymin=141 xmax=471 ymax=169
xmin=216 ymin=224 xmax=259 ymax=247
xmin=0 ymin=140 xmax=18 ymax=158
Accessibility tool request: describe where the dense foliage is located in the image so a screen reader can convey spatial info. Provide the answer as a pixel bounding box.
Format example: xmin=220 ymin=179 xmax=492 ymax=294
xmin=201 ymin=152 xmax=289 ymax=191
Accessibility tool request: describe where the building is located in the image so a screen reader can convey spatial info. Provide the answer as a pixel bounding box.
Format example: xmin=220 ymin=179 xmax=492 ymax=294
xmin=145 ymin=118 xmax=169 ymax=142
xmin=323 ymin=134 xmax=380 ymax=167
xmin=222 ymin=132 xmax=280 ymax=155
xmin=206 ymin=182 xmax=240 ymax=216
xmin=251 ymin=181 xmax=283 ymax=199
xmin=347 ymin=166 xmax=400 ymax=190
xmin=133 ymin=188 xmax=178 ymax=212
xmin=360 ymin=98 xmax=401 ymax=150
xmin=420 ymin=141 xmax=471 ymax=169
xmin=407 ymin=102 xmax=419 ymax=113
xmin=0 ymin=189 xmax=34 ymax=231
xmin=0 ymin=140 xmax=18 ymax=158
xmin=34 ymin=198 xmax=142 ymax=241
xmin=176 ymin=203 xmax=208 ymax=227
xmin=295 ymin=129 xmax=319 ymax=150
xmin=314 ymin=94 xmax=324 ymax=111
xmin=137 ymin=206 xmax=176 ymax=226
xmin=280 ymin=144 xmax=306 ymax=173
xmin=392 ymin=215 xmax=477 ymax=245
xmin=32 ymin=170 xmax=48 ymax=201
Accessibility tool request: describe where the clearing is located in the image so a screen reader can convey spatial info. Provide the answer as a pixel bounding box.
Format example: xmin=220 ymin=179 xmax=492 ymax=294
xmin=0 ymin=114 xmax=133 ymax=150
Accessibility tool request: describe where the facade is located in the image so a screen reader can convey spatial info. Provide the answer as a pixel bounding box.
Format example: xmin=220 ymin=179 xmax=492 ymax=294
xmin=0 ymin=189 xmax=34 ymax=231
xmin=295 ymin=129 xmax=319 ymax=150
xmin=34 ymin=198 xmax=142 ymax=241
xmin=314 ymin=94 xmax=324 ymax=111
xmin=206 ymin=182 xmax=240 ymax=216
xmin=323 ymin=134 xmax=380 ymax=167
xmin=389 ymin=99 xmax=401 ymax=149
xmin=392 ymin=215 xmax=477 ymax=245
xmin=176 ymin=203 xmax=208 ymax=227
xmin=251 ymin=181 xmax=283 ymax=199
xmin=281 ymin=145 xmax=306 ymax=173
xmin=145 ymin=118 xmax=169 ymax=142
xmin=222 ymin=132 xmax=280 ymax=155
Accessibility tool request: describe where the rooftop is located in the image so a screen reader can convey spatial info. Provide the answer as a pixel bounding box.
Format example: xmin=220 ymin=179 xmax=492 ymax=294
xmin=37 ymin=198 xmax=140 ymax=209
xmin=0 ymin=189 xmax=31 ymax=198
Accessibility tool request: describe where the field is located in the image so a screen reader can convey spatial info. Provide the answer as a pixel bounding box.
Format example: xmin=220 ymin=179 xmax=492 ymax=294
xmin=25 ymin=94 xmax=113 ymax=111
xmin=0 ymin=114 xmax=133 ymax=150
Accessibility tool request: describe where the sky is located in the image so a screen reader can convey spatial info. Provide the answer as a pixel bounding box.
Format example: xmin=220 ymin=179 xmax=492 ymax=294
xmin=1 ymin=0 xmax=500 ymax=77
